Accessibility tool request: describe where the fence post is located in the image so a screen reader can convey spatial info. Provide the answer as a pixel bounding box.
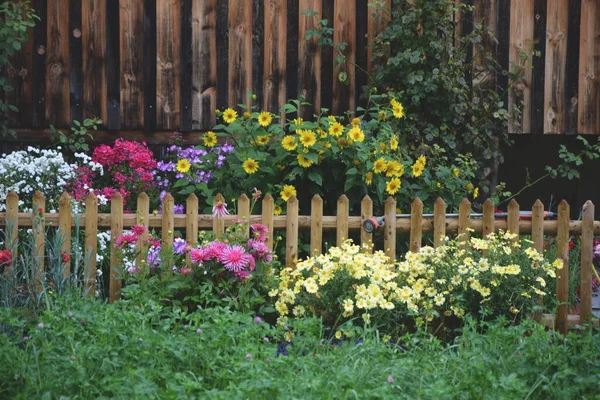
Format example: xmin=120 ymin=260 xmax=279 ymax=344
xmin=238 ymin=193 xmax=250 ymax=238
xmin=433 ymin=197 xmax=446 ymax=247
xmin=310 ymin=194 xmax=323 ymax=256
xmin=212 ymin=193 xmax=225 ymax=239
xmin=384 ymin=197 xmax=396 ymax=260
xmin=59 ymin=192 xmax=72 ymax=277
xmin=32 ymin=191 xmax=45 ymax=292
xmin=186 ymin=194 xmax=199 ymax=248
xmin=555 ymin=200 xmax=570 ymax=334
xmin=286 ymin=196 xmax=299 ymax=267
xmin=262 ymin=195 xmax=274 ymax=250
xmin=531 ymin=199 xmax=544 ymax=252
xmin=109 ymin=192 xmax=123 ymax=303
xmin=360 ymin=195 xmax=373 ymax=252
xmin=410 ymin=197 xmax=423 ymax=252
xmin=336 ymin=194 xmax=349 ymax=247
xmin=482 ymin=199 xmax=495 ymax=238
xmin=162 ymin=192 xmax=175 ymax=273
xmin=5 ymin=192 xmax=19 ymax=261
xmin=84 ymin=192 xmax=98 ymax=297
xmin=580 ymin=200 xmax=594 ymax=325
xmin=507 ymin=198 xmax=520 ymax=241
xmin=458 ymin=198 xmax=471 ymax=245
xmin=136 ymin=193 xmax=150 ymax=266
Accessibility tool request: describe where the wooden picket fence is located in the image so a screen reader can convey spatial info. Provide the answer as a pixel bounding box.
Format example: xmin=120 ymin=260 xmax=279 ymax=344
xmin=1 ymin=190 xmax=599 ymax=333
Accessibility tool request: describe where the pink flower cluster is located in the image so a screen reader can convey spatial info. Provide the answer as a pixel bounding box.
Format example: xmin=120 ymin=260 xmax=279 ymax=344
xmin=190 ymin=224 xmax=272 ymax=280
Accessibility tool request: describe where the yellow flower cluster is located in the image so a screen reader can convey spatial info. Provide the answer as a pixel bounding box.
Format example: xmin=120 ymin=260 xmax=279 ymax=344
xmin=411 ymin=155 xmax=426 ymax=177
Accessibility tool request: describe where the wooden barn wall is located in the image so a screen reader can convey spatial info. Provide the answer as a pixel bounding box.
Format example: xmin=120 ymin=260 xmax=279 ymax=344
xmin=4 ymin=0 xmax=600 ymax=141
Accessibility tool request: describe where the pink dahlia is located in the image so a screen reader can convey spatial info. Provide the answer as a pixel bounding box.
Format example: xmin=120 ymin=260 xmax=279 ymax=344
xmin=248 ymin=239 xmax=272 ymax=262
xmin=131 ymin=224 xmax=147 ymax=236
xmin=207 ymin=241 xmax=227 ymax=259
xmin=190 ymin=246 xmax=212 ymax=263
xmin=250 ymin=224 xmax=268 ymax=241
xmin=219 ymin=244 xmax=250 ymax=272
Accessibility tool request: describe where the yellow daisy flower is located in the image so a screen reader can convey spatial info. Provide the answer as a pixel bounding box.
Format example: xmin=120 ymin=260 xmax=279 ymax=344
xmin=317 ymin=128 xmax=327 ymax=139
xmin=386 ymin=178 xmax=401 ymax=195
xmin=373 ymin=157 xmax=388 ymax=174
xmin=365 ymin=171 xmax=373 ymax=185
xmin=473 ymin=187 xmax=479 ymax=199
xmin=351 ymin=117 xmax=361 ymax=126
xmin=255 ymin=135 xmax=270 ymax=145
xmin=453 ymin=167 xmax=460 ymax=177
xmin=243 ymin=158 xmax=259 ymax=174
xmin=297 ymin=154 xmax=314 ymax=168
xmin=280 ymin=185 xmax=297 ymax=202
xmin=274 ymin=205 xmax=283 ymax=215
xmin=176 ymin=158 xmax=191 ymax=173
xmin=329 ymin=122 xmax=344 ymax=137
xmin=385 ymin=160 xmax=404 ymax=177
xmin=390 ymin=99 xmax=405 ymax=119
xmin=203 ymin=131 xmax=218 ymax=147
xmin=348 ymin=126 xmax=365 ymax=142
xmin=298 ymin=129 xmax=317 ymax=147
xmin=390 ymin=136 xmax=398 ymax=150
xmin=258 ymin=111 xmax=272 ymax=127
xmin=222 ymin=108 xmax=238 ymax=124
xmin=281 ymin=135 xmax=297 ymax=151
xmin=292 ymin=117 xmax=303 ymax=126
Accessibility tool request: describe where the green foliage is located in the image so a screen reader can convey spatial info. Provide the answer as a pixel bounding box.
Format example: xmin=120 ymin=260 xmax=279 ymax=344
xmin=0 ymin=1 xmax=38 ymax=137
xmin=49 ymin=117 xmax=102 ymax=153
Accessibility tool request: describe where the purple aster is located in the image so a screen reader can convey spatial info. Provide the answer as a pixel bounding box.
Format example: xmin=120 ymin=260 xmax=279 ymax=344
xmin=173 ymin=237 xmax=187 ymax=254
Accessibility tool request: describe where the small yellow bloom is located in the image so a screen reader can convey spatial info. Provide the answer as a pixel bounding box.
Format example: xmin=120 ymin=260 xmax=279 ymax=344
xmin=335 ymin=331 xmax=343 ymax=339
xmin=453 ymin=167 xmax=460 ymax=177
xmin=390 ymin=136 xmax=398 ymax=150
xmin=274 ymin=205 xmax=283 ymax=215
xmin=255 ymin=135 xmax=270 ymax=145
xmin=293 ymin=117 xmax=303 ymax=126
xmin=466 ymin=183 xmax=474 ymax=191
xmin=473 ymin=187 xmax=479 ymax=199
xmin=297 ymin=154 xmax=314 ymax=168
xmin=281 ymin=135 xmax=297 ymax=151
xmin=203 ymin=131 xmax=218 ymax=147
xmin=176 ymin=158 xmax=191 ymax=173
xmin=386 ymin=178 xmax=401 ymax=195
xmin=318 ymin=128 xmax=327 ymax=139
xmin=391 ymin=99 xmax=405 ymax=119
xmin=298 ymin=129 xmax=317 ymax=147
xmin=243 ymin=111 xmax=252 ymax=119
xmin=280 ymin=185 xmax=297 ymax=202
xmin=348 ymin=126 xmax=365 ymax=142
xmin=258 ymin=111 xmax=272 ymax=127
xmin=365 ymin=171 xmax=373 ymax=185
xmin=373 ymin=157 xmax=388 ymax=174
xmin=243 ymin=158 xmax=259 ymax=174
xmin=351 ymin=117 xmax=361 ymax=126
xmin=329 ymin=122 xmax=344 ymax=137
xmin=222 ymin=108 xmax=238 ymax=124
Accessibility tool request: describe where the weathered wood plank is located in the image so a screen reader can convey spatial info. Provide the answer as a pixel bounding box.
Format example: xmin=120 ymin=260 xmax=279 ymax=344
xmin=120 ymin=0 xmax=144 ymax=128
xmin=508 ymin=0 xmax=534 ymax=133
xmin=192 ymin=0 xmax=217 ymax=130
xmin=69 ymin=0 xmax=83 ymax=123
xmin=564 ymin=0 xmax=581 ymax=135
xmin=360 ymin=195 xmax=373 ymax=250
xmin=530 ymin=0 xmax=546 ymax=134
xmin=531 ymin=199 xmax=544 ymax=252
xmin=215 ymin=0 xmax=229 ymax=110
xmin=4 ymin=193 xmax=19 ymax=260
xmin=507 ymin=198 xmax=520 ymax=239
xmin=310 ymin=194 xmax=323 ymax=256
xmin=472 ymin=0 xmax=497 ymax=89
xmin=109 ymin=192 xmax=123 ymax=303
xmin=543 ymin=0 xmax=568 ymax=134
xmin=555 ymin=199 xmax=569 ymax=334
xmin=482 ymin=198 xmax=495 ymax=238
xmin=32 ymin=192 xmax=45 ymax=292
xmin=433 ymin=197 xmax=446 ymax=247
xmin=238 ymin=193 xmax=250 ymax=237
xmin=577 ymin=0 xmax=600 ymax=134
xmin=106 ymin=0 xmax=120 ymax=129
xmin=143 ymin=0 xmax=157 ymax=131
xmin=84 ymin=192 xmax=97 ymax=296
xmin=46 ymin=0 xmax=70 ymax=126
xmin=59 ymin=192 xmax=72 ymax=277
xmin=320 ymin=0 xmax=333 ymax=112
xmin=263 ymin=0 xmax=287 ymax=115
xmin=161 ymin=192 xmax=174 ymax=272
xmin=252 ymin=0 xmax=264 ymax=107
xmin=82 ymin=0 xmax=107 ymax=122
xmin=458 ymin=198 xmax=471 ymax=244
xmin=32 ymin=0 xmax=46 ymax=127
xmin=6 ymin=18 xmax=34 ymax=126
xmin=261 ymin=194 xmax=275 ymax=250
xmin=135 ymin=192 xmax=150 ymax=266
xmin=228 ymin=0 xmax=252 ymax=109
xmin=286 ymin=195 xmax=299 ymax=267
xmin=384 ymin=197 xmax=396 ymax=261
xmin=367 ymin=0 xmax=390 ymax=74
xmin=580 ymin=200 xmax=594 ymax=324
xmin=336 ymin=194 xmax=349 ymax=246
xmin=212 ymin=193 xmax=225 ymax=239
xmin=156 ymin=0 xmax=180 ymax=129
xmin=180 ymin=0 xmax=192 ymax=131
xmin=298 ymin=0 xmax=321 ymax=119
xmin=410 ymin=197 xmax=423 ymax=252
xmin=186 ymin=194 xmax=198 ymax=247
xmin=332 ymin=0 xmax=355 ymax=114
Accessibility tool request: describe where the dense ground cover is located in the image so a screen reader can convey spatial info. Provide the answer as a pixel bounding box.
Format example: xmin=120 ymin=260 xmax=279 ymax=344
xmin=1 ymin=293 xmax=599 ymax=399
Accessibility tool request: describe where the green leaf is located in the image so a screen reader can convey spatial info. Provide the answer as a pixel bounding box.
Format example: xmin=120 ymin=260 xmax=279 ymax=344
xmin=346 ymin=167 xmax=358 ymax=175
xmin=344 ymin=175 xmax=356 ymax=192
xmin=308 ymin=171 xmax=323 ymax=186
xmin=173 ymin=178 xmax=189 ymax=188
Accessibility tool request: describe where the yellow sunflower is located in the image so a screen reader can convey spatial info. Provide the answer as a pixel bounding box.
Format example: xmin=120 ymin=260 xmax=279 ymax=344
xmin=258 ymin=111 xmax=272 ymax=127
xmin=292 ymin=117 xmax=303 ymax=126
xmin=203 ymin=131 xmax=218 ymax=147
xmin=386 ymin=178 xmax=401 ymax=195
xmin=453 ymin=167 xmax=460 ymax=177
xmin=373 ymin=157 xmax=388 ymax=174
xmin=297 ymin=154 xmax=314 ymax=168
xmin=351 ymin=117 xmax=361 ymax=126
xmin=385 ymin=160 xmax=404 ymax=177
xmin=390 ymin=136 xmax=398 ymax=150
xmin=176 ymin=158 xmax=191 ymax=173
xmin=365 ymin=171 xmax=373 ymax=185
xmin=223 ymin=108 xmax=238 ymax=124
xmin=255 ymin=135 xmax=270 ymax=145
xmin=329 ymin=122 xmax=344 ymax=137
xmin=281 ymin=135 xmax=297 ymax=151
xmin=390 ymin=99 xmax=405 ymax=119
xmin=318 ymin=128 xmax=327 ymax=139
xmin=243 ymin=158 xmax=259 ymax=174
xmin=280 ymin=185 xmax=297 ymax=202
xmin=348 ymin=126 xmax=365 ymax=142
xmin=298 ymin=129 xmax=317 ymax=147
xmin=274 ymin=205 xmax=283 ymax=215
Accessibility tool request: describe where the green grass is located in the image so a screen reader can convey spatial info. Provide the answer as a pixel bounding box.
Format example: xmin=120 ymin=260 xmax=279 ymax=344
xmin=1 ymin=293 xmax=599 ymax=399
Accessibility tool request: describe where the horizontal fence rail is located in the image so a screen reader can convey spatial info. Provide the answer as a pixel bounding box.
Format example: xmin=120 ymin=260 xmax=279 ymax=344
xmin=1 ymin=191 xmax=598 ymax=333
xmin=5 ymin=0 xmax=599 ymax=136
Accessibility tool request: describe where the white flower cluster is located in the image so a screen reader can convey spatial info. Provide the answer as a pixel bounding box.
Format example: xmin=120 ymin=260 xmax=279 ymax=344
xmin=0 ymin=147 xmax=102 ymax=212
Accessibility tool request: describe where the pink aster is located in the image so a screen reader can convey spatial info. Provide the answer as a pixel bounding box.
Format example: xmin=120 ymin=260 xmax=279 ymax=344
xmin=219 ymin=244 xmax=250 ymax=272
xmin=207 ymin=241 xmax=227 ymax=259
xmin=131 ymin=224 xmax=146 ymax=236
xmin=212 ymin=201 xmax=230 ymax=218
xmin=248 ymin=239 xmax=272 ymax=262
xmin=250 ymin=224 xmax=268 ymax=241
xmin=190 ymin=246 xmax=212 ymax=263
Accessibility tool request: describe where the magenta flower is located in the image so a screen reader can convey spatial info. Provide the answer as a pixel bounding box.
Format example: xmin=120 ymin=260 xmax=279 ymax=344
xmin=190 ymin=246 xmax=212 ymax=263
xmin=252 ymin=187 xmax=262 ymax=200
xmin=131 ymin=224 xmax=146 ymax=236
xmin=207 ymin=242 xmax=227 ymax=259
xmin=219 ymin=244 xmax=249 ymax=272
xmin=250 ymin=224 xmax=268 ymax=241
xmin=212 ymin=200 xmax=230 ymax=218
xmin=179 ymin=266 xmax=192 ymax=275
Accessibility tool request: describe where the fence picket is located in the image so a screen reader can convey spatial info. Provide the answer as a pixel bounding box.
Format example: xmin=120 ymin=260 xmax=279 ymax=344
xmin=261 ymin=195 xmax=274 ymax=250
xmin=360 ymin=195 xmax=373 ymax=251
xmin=433 ymin=197 xmax=446 ymax=247
xmin=532 ymin=199 xmax=544 ymax=252
xmin=161 ymin=193 xmax=175 ymax=273
xmin=5 ymin=192 xmax=19 ymax=260
xmin=109 ymin=192 xmax=123 ymax=303
xmin=186 ymin=194 xmax=199 ymax=247
xmin=32 ymin=191 xmax=45 ymax=292
xmin=482 ymin=199 xmax=495 ymax=238
xmin=555 ymin=199 xmax=570 ymax=334
xmin=286 ymin=196 xmax=299 ymax=267
xmin=136 ymin=193 xmax=150 ymax=266
xmin=410 ymin=198 xmax=423 ymax=252
xmin=336 ymin=194 xmax=349 ymax=247
xmin=507 ymin=198 xmax=520 ymax=240
xmin=212 ymin=193 xmax=226 ymax=239
xmin=84 ymin=192 xmax=97 ymax=297
xmin=458 ymin=198 xmax=471 ymax=244
xmin=59 ymin=192 xmax=72 ymax=277
xmin=310 ymin=195 xmax=323 ymax=256
xmin=238 ymin=193 xmax=250 ymax=237
xmin=384 ymin=197 xmax=396 ymax=260
xmin=580 ymin=200 xmax=594 ymax=325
